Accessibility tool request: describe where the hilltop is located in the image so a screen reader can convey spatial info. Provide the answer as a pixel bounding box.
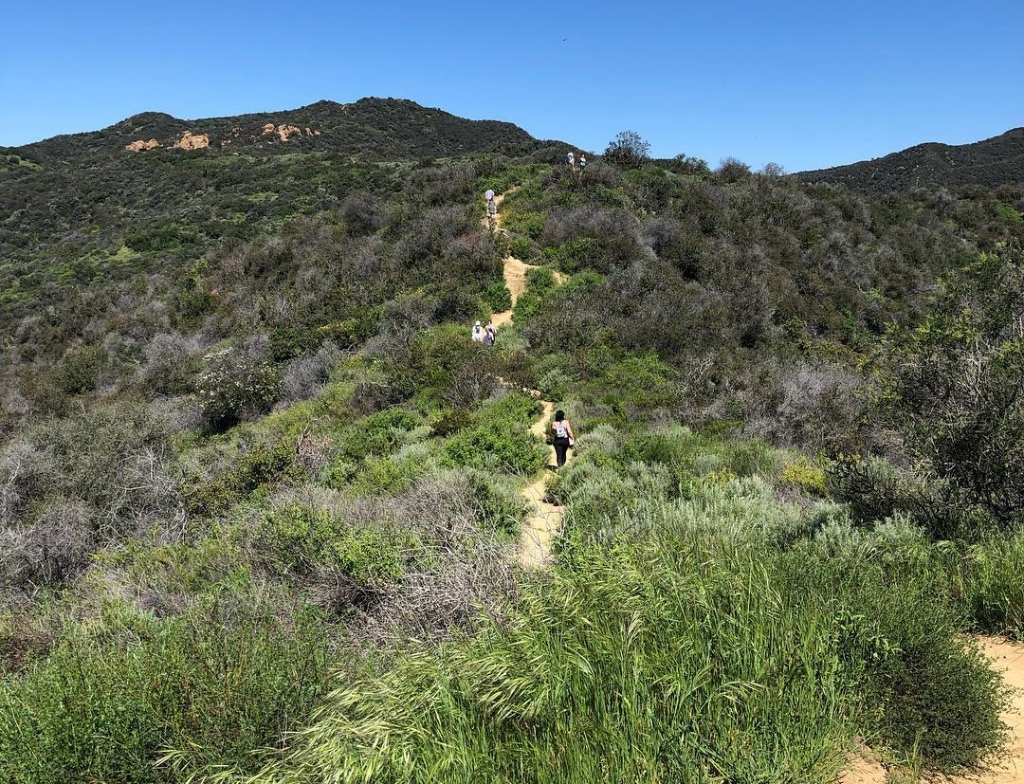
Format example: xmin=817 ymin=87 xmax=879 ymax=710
xmin=0 ymin=98 xmax=565 ymax=338
xmin=795 ymin=127 xmax=1024 ymax=192
xmin=15 ymin=97 xmax=548 ymax=161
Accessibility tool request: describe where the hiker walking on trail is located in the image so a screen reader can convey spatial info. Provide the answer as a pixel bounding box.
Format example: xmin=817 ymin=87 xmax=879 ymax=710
xmin=472 ymin=320 xmax=485 ymax=343
xmin=485 ymin=189 xmax=497 ymax=228
xmin=565 ymin=151 xmax=575 ymax=170
xmin=484 ymin=322 xmax=496 ymax=347
xmin=550 ymin=409 xmax=575 ymax=468
xmin=579 ymin=153 xmax=587 ymax=171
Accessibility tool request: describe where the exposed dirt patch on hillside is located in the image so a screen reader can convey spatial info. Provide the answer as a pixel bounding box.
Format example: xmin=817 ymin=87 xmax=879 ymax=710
xmin=125 ymin=139 xmax=160 ymax=152
xmin=172 ymin=131 xmax=209 ymax=150
xmin=262 ymin=123 xmax=318 ymax=142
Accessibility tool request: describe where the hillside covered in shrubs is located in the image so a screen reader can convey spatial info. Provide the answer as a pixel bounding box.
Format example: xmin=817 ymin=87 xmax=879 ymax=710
xmin=2 ymin=103 xmax=1024 ymax=782
xmin=795 ymin=126 xmax=1024 ymax=192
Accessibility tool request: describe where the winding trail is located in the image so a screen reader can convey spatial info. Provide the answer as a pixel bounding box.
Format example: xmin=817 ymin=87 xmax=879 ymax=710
xmin=484 ymin=191 xmax=567 ymax=568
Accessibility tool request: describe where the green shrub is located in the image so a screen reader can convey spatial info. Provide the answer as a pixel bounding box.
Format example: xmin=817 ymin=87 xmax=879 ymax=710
xmin=341 ymin=408 xmax=420 ymax=461
xmin=482 ymin=391 xmax=543 ymax=428
xmin=256 ymin=503 xmax=340 ymax=575
xmin=183 ymin=439 xmax=301 ymax=518
xmin=786 ymin=530 xmax=1008 ymax=772
xmin=780 ymin=457 xmax=827 ymax=495
xmin=52 ymin=345 xmax=106 ymax=395
xmin=510 ymin=265 xmax=559 ymax=323
xmin=959 ymin=532 xmax=1024 ymax=637
xmin=861 ymin=632 xmax=1006 ymax=770
xmin=13 ymin=404 xmax=177 ymax=545
xmin=483 ymin=280 xmax=512 ymax=313
xmin=331 ymin=525 xmax=412 ymax=586
xmin=465 ymin=470 xmax=523 ymax=537
xmin=503 ymin=210 xmax=546 ymax=239
xmin=588 ymin=353 xmax=682 ymax=422
xmin=390 ymin=326 xmax=498 ymax=408
xmin=442 ymin=423 xmax=545 ymax=476
xmin=439 ymin=392 xmax=543 ymax=476
xmin=431 ymin=407 xmax=472 ymax=437
xmin=876 ymin=246 xmax=1024 ymax=531
xmin=351 ymin=446 xmax=432 ymax=496
xmin=197 ymin=348 xmax=282 ymax=429
xmin=508 ymin=236 xmax=534 ymax=260
xmin=255 ymin=502 xmax=411 ymax=584
xmin=825 ymin=454 xmax=959 ymax=537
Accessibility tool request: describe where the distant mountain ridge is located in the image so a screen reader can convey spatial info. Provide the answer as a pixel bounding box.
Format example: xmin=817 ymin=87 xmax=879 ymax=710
xmin=795 ymin=127 xmax=1024 ymax=192
xmin=12 ymin=98 xmax=549 ymax=162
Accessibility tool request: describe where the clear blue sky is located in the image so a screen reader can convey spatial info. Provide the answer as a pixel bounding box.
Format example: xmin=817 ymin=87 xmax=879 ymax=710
xmin=2 ymin=0 xmax=1021 ymax=171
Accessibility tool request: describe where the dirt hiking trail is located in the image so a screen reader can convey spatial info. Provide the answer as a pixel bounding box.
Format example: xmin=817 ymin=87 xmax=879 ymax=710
xmin=487 ymin=191 xmax=565 ymax=329
xmin=841 ymin=637 xmax=1024 ymax=783
xmin=483 ymin=191 xmax=568 ymax=568
xmin=518 ymin=400 xmax=564 ymax=568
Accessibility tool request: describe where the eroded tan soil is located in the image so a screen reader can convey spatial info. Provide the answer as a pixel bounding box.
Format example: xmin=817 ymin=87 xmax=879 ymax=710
xmin=262 ymin=122 xmax=319 ymax=142
xmin=125 ymin=139 xmax=160 ymax=152
xmin=172 ymin=131 xmax=209 ymax=150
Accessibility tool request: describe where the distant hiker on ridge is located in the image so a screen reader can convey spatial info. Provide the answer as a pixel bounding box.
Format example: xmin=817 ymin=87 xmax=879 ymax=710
xmin=485 ymin=321 xmax=496 ymax=347
xmin=565 ymin=151 xmax=575 ymax=169
xmin=579 ymin=153 xmax=587 ymax=171
xmin=472 ymin=320 xmax=485 ymax=343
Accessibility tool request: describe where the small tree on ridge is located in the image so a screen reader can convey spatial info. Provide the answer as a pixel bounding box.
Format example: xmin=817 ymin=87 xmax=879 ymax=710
xmin=605 ymin=130 xmax=651 ymax=169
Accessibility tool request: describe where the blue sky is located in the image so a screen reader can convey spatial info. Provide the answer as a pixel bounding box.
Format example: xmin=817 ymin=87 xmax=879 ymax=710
xmin=1 ymin=0 xmax=1021 ymax=171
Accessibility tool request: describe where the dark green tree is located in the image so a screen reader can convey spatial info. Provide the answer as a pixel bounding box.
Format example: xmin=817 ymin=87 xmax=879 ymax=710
xmin=604 ymin=130 xmax=651 ymax=169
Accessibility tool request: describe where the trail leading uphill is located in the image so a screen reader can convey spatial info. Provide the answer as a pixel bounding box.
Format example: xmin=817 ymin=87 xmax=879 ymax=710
xmin=483 ymin=191 xmax=567 ymax=567
xmin=487 ymin=192 xmax=565 ymax=329
xmin=518 ymin=400 xmax=563 ymax=569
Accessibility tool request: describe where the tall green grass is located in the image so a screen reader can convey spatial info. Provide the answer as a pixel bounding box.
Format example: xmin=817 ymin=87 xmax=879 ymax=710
xmin=222 ymin=529 xmax=854 ymax=783
xmin=6 ymin=419 xmax=1020 ymax=783
xmin=0 ymin=598 xmax=331 ymax=783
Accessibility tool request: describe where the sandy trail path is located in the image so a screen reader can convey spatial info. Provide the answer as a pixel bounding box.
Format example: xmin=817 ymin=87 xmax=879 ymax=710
xmin=483 ymin=190 xmax=568 ymax=568
xmin=841 ymin=636 xmax=1024 ymax=784
xmin=486 ymin=191 xmax=564 ymax=329
xmin=517 ymin=400 xmax=565 ymax=568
